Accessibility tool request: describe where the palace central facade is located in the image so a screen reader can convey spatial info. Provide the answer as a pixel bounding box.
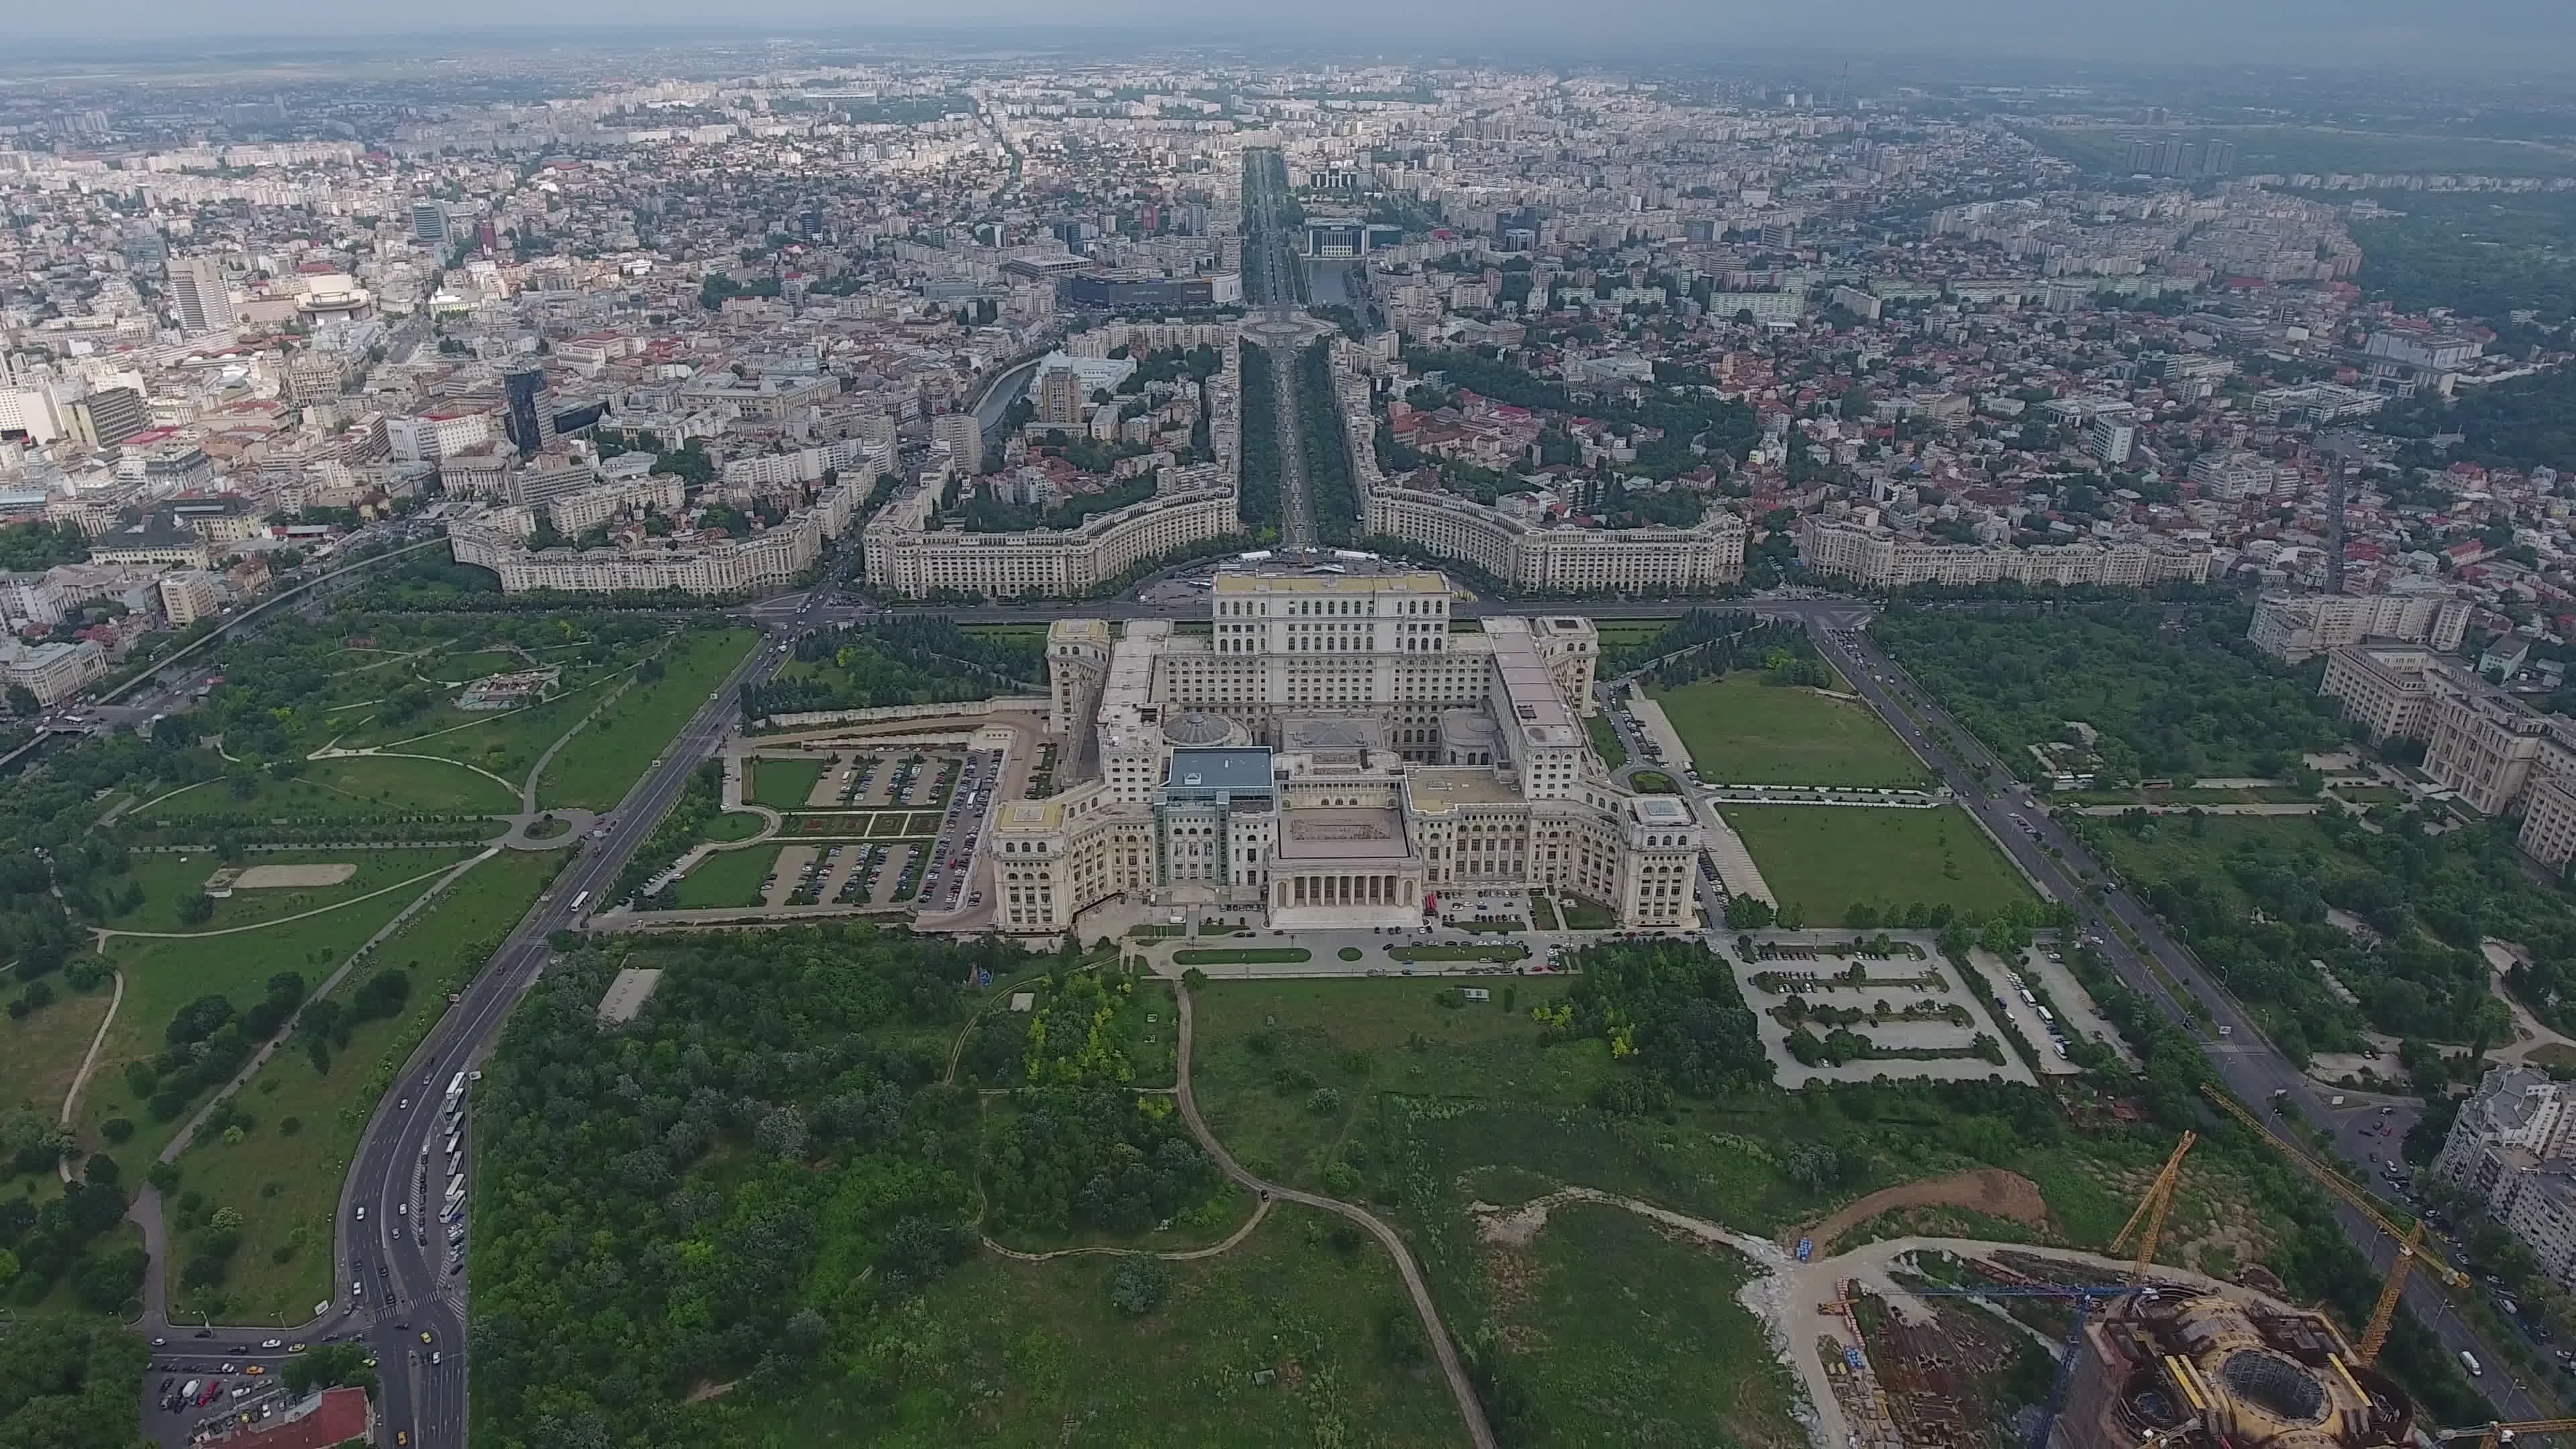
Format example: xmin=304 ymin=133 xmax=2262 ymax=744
xmin=991 ymin=564 xmax=1703 ymax=934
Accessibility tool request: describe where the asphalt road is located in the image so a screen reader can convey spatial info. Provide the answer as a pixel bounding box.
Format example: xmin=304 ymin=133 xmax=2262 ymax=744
xmin=1813 ymin=621 xmax=2541 ymax=1424
xmin=134 ymin=612 xmax=797 ymax=1448
xmin=342 ymin=629 xmax=790 ymax=1449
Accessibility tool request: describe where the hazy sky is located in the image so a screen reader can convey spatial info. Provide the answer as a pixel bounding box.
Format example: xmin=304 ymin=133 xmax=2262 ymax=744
xmin=15 ymin=0 xmax=2576 ymax=70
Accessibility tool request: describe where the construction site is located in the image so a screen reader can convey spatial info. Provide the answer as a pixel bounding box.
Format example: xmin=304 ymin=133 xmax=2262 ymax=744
xmin=1775 ymin=1091 xmax=2563 ymax=1449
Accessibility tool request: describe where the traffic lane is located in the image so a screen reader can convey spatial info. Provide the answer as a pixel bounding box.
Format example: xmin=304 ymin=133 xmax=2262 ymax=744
xmin=339 ymin=653 xmax=776 ymax=1442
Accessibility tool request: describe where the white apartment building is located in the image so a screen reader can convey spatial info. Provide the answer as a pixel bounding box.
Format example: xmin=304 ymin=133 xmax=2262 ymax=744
xmin=2248 ymin=590 xmax=2471 ymax=664
xmin=2321 ymin=643 xmax=2576 ymax=869
xmin=863 ymin=340 xmax=1243 ymax=600
xmin=157 ymin=570 xmax=227 ymax=627
xmin=2435 ymin=1067 xmax=2576 ymax=1292
xmin=547 ymin=476 xmax=686 ymax=536
xmin=448 ymin=480 xmax=859 ymax=597
xmin=1796 ymin=517 xmax=2212 ymax=591
xmin=1365 ymin=484 xmax=1746 ymax=594
xmin=984 ymin=566 xmax=1694 ymax=936
xmin=0 ymin=638 xmax=108 ymax=706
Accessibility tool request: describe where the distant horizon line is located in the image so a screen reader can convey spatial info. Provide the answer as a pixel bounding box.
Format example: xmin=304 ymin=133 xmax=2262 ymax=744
xmin=1 ymin=21 xmax=2569 ymax=76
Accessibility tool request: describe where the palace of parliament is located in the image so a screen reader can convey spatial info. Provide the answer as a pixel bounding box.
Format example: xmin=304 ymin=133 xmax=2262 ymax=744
xmin=988 ymin=561 xmax=1705 ymax=934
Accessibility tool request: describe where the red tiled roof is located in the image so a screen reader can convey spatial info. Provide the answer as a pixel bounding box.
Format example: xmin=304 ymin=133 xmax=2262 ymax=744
xmin=213 ymin=1387 xmax=369 ymax=1449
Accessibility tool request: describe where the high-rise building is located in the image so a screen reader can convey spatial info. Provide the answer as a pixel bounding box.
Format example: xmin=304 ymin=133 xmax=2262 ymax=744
xmin=2087 ymin=417 xmax=2137 ymax=466
xmin=932 ymin=412 xmax=984 ymax=476
xmin=502 ymin=367 xmax=554 ymax=457
xmin=165 ymin=256 xmax=235 ymax=334
xmin=411 ymin=202 xmax=450 ymax=246
xmin=70 ymin=386 xmax=150 ymax=449
xmin=1034 ymin=366 xmax=1087 ymax=429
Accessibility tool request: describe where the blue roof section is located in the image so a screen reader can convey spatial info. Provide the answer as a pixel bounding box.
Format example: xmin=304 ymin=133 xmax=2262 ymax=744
xmin=1166 ymin=747 xmax=1275 ymax=794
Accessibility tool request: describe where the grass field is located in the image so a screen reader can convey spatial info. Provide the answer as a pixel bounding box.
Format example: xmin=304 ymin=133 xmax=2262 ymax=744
xmin=1189 ymin=976 xmax=1601 ymax=1191
xmin=139 ymin=755 xmax=515 ymax=824
xmin=1652 ymin=674 xmax=1929 ymax=788
xmin=1171 ymin=948 xmax=1311 ymax=966
xmin=722 ymin=1201 xmax=1463 ymax=1446
xmin=166 ymin=851 xmax=560 ymax=1322
xmin=1585 ymin=714 xmax=1627 ymax=771
xmin=1723 ymin=805 xmax=2033 ymax=926
xmin=103 ymin=848 xmax=482 ymax=934
xmin=67 ymin=882 xmax=440 ymax=1192
xmin=705 ymin=810 xmax=768 ymax=843
xmin=671 ymin=845 xmax=779 ymax=909
xmin=1493 ymin=1199 xmax=1807 ymax=1447
xmin=748 ymin=757 xmax=828 ymax=811
xmin=537 ymin=629 xmax=759 ymax=810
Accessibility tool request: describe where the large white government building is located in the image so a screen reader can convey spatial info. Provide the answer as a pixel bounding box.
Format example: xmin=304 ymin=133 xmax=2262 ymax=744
xmin=989 ymin=563 xmax=1704 ymax=935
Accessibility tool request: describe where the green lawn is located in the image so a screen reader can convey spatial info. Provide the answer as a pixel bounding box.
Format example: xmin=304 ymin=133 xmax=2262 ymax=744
xmin=103 ymin=847 xmax=482 ymax=934
xmin=1723 ymin=804 xmax=2033 ymax=926
xmin=538 ymin=629 xmax=760 ymax=810
xmin=138 ymin=755 xmax=515 ymax=824
xmin=166 ymin=851 xmax=560 ymax=1322
xmin=1652 ymin=673 xmax=1929 ymax=788
xmin=722 ymin=1201 xmax=1463 ymax=1446
xmin=1387 ymin=943 xmax=1527 ymax=963
xmin=706 ymin=810 xmax=769 ymax=843
xmin=1188 ymin=976 xmax=1601 ymax=1191
xmin=0 ymin=977 xmax=125 ymax=1201
xmin=421 ymin=648 xmax=529 ymax=683
xmin=1493 ymin=1199 xmax=1807 ymax=1448
xmin=68 ymin=878 xmax=447 ymax=1193
xmin=1631 ymin=769 xmax=1679 ymax=794
xmin=748 ymin=757 xmax=828 ymax=811
xmin=1585 ymin=714 xmax=1627 ymax=771
xmin=670 ymin=846 xmax=779 ymax=909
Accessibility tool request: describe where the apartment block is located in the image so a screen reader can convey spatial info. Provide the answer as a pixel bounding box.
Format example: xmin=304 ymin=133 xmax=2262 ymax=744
xmin=2249 ymin=590 xmax=2471 ymax=664
xmin=1796 ymin=517 xmax=2211 ymax=591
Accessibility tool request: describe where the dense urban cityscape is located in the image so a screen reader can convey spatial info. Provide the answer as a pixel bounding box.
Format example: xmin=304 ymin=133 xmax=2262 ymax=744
xmin=4 ymin=25 xmax=2576 ymax=1449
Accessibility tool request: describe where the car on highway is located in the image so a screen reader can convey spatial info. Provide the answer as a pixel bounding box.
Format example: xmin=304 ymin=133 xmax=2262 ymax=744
xmin=262 ymin=1338 xmax=282 ymax=1349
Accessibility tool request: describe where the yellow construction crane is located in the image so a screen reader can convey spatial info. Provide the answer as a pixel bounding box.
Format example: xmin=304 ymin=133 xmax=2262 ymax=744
xmin=2110 ymin=1130 xmax=2198 ymax=1284
xmin=2200 ymin=1084 xmax=2467 ymax=1364
xmin=2438 ymin=1419 xmax=2576 ymax=1447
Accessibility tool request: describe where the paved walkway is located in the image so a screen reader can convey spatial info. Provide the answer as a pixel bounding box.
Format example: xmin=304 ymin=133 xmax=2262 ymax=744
xmin=1625 ymin=690 xmax=1776 ymax=904
xmin=2481 ymin=938 xmax=2576 ymax=1066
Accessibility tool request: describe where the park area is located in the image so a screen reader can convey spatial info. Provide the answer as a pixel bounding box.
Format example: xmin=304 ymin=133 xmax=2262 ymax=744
xmin=1721 ymin=805 xmax=2033 ymax=927
xmin=1651 ymin=673 xmax=1929 ymax=788
xmin=0 ymin=599 xmax=754 ymax=1326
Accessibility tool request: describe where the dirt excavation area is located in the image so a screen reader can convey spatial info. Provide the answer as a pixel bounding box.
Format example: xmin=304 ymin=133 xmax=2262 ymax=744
xmin=1450 ymin=1179 xmax=2253 ymax=1449
xmin=1794 ymin=1168 xmax=2055 ymax=1254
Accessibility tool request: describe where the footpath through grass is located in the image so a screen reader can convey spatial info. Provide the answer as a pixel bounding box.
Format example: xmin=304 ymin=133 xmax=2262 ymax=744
xmin=735 ymin=1201 xmax=1462 ymax=1446
xmin=1722 ymin=804 xmax=2031 ymax=926
xmin=1652 ymin=672 xmax=1929 ymax=788
xmin=166 ymin=850 xmax=563 ymax=1322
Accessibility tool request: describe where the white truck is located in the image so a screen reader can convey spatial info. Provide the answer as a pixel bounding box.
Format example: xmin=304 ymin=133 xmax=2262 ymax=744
xmin=2460 ymin=1350 xmax=2483 ymax=1377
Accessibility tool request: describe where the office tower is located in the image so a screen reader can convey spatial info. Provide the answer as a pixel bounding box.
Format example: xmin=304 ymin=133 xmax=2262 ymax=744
xmin=502 ymin=367 xmax=554 ymax=457
xmin=1034 ymin=366 xmax=1087 ymax=429
xmin=72 ymin=387 xmax=150 ymax=449
xmin=932 ymin=412 xmax=984 ymax=476
xmin=411 ymin=201 xmax=450 ymax=246
xmin=165 ymin=256 xmax=235 ymax=334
